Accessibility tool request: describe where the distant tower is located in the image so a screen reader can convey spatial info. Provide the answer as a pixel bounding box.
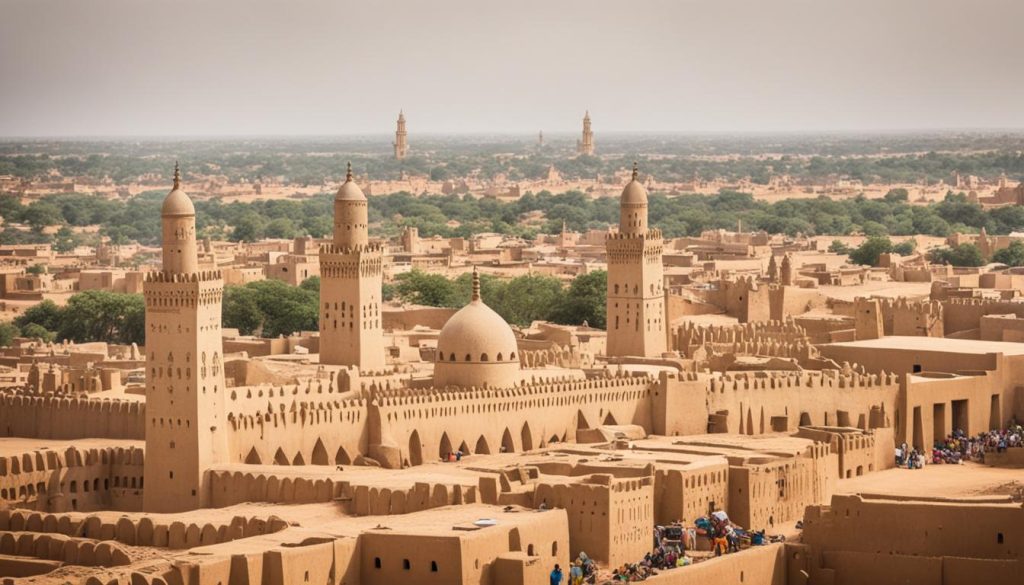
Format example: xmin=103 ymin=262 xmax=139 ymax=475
xmin=767 ymin=255 xmax=779 ymax=283
xmin=401 ymin=226 xmax=421 ymax=254
xmin=978 ymin=227 xmax=991 ymax=260
xmin=577 ymin=111 xmax=594 ymax=156
xmin=780 ymin=253 xmax=794 ymax=286
xmin=538 ymin=130 xmax=544 ymax=147
xmin=143 ymin=163 xmax=228 ymax=513
xmin=393 ymin=110 xmax=408 ymax=160
xmin=606 ymin=163 xmax=666 ymax=357
xmin=558 ymin=220 xmax=572 ymax=249
xmin=319 ymin=162 xmax=385 ymax=370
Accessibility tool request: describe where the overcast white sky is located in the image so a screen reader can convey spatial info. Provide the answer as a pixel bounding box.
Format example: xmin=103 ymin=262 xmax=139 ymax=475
xmin=1 ymin=0 xmax=1022 ymax=137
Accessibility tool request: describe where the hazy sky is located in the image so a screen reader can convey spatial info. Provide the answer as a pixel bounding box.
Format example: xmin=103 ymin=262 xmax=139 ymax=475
xmin=2 ymin=0 xmax=1022 ymax=137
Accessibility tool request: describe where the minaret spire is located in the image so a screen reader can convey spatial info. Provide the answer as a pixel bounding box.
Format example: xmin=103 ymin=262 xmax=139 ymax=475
xmin=322 ymin=155 xmax=385 ymax=369
xmin=606 ymin=155 xmax=664 ymax=358
xmin=471 ymin=266 xmax=481 ymax=302
xmin=173 ymin=161 xmax=181 ymax=189
xmin=394 ymin=110 xmax=409 ymax=159
xmin=578 ymin=111 xmax=594 ymax=155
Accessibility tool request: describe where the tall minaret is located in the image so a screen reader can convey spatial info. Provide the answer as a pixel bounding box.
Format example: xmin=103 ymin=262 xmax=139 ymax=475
xmin=393 ymin=110 xmax=408 ymax=160
xmin=978 ymin=227 xmax=991 ymax=260
xmin=606 ymin=163 xmax=666 ymax=357
xmin=319 ymin=162 xmax=385 ymax=370
xmin=577 ymin=111 xmax=594 ymax=156
xmin=143 ymin=163 xmax=228 ymax=512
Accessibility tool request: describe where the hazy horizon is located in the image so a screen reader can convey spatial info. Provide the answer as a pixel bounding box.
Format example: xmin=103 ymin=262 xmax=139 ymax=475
xmin=2 ymin=0 xmax=1023 ymax=137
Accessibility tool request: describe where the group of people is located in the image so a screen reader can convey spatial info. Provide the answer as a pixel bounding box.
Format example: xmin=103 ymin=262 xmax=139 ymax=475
xmin=895 ymin=443 xmax=925 ymax=469
xmin=933 ymin=425 xmax=1023 ymax=464
xmin=695 ymin=512 xmax=745 ymax=556
xmin=895 ymin=423 xmax=1023 ymax=469
xmin=549 ymin=512 xmax=778 ymax=584
xmin=640 ymin=546 xmax=692 ymax=570
xmin=551 ymin=553 xmax=597 ymax=585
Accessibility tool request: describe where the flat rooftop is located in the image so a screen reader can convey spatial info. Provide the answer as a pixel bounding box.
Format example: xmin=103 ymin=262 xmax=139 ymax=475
xmin=319 ymin=503 xmax=552 ymax=538
xmin=825 ymin=335 xmax=1024 ymax=356
xmin=836 ymin=462 xmax=1024 ymax=500
xmin=817 ymin=281 xmax=933 ymax=302
xmin=625 ymin=434 xmax=817 ymax=462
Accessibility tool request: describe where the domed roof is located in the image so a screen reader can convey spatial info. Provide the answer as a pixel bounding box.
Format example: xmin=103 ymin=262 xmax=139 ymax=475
xmin=336 ymin=162 xmax=366 ymax=201
xmin=162 ymin=163 xmax=195 ymax=216
xmin=437 ymin=271 xmax=517 ymax=361
xmin=620 ymin=162 xmax=647 ymax=205
xmin=434 ymin=269 xmax=520 ymax=389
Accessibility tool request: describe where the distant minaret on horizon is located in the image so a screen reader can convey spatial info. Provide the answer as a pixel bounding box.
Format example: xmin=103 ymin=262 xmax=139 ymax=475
xmin=393 ymin=110 xmax=408 ymax=160
xmin=538 ymin=130 xmax=544 ymax=147
xmin=577 ymin=111 xmax=594 ymax=156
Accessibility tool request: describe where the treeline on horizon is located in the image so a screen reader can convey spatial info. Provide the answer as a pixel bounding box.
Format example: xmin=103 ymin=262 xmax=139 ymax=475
xmin=3 ymin=187 xmax=1024 ymax=250
xmin=2 ymin=270 xmax=608 ymax=346
xmin=1 ymin=145 xmax=1024 ymax=184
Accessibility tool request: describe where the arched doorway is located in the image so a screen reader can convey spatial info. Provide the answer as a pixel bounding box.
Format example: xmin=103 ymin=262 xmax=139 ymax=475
xmin=501 ymin=428 xmax=515 ymax=453
xmin=244 ymin=447 xmax=262 ymax=464
xmin=439 ymin=432 xmax=454 ymax=460
xmin=273 ymin=448 xmax=289 ymax=465
xmin=409 ymin=430 xmax=424 ymax=467
xmin=521 ymin=423 xmax=534 ymax=452
xmin=475 ymin=435 xmax=491 ymax=455
xmin=575 ymin=410 xmax=591 ymax=430
xmin=311 ymin=439 xmax=329 ymax=465
xmin=335 ymin=446 xmax=351 ymax=465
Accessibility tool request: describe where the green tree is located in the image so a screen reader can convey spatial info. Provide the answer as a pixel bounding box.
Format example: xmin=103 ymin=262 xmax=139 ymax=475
xmin=928 ymin=244 xmax=985 ymax=267
xmin=20 ymin=323 xmax=54 ymax=342
xmin=393 ymin=270 xmax=460 ymax=307
xmin=222 ymin=287 xmax=264 ymax=335
xmin=883 ymin=188 xmax=909 ymax=202
xmin=860 ymin=221 xmax=889 ymax=237
xmin=54 ymin=290 xmax=145 ymax=344
xmin=14 ymin=299 xmax=61 ymax=331
xmin=551 ymin=270 xmax=607 ymax=329
xmin=828 ymin=240 xmax=852 ymax=254
xmin=222 ymin=279 xmax=318 ymax=337
xmin=52 ymin=225 xmax=78 ymax=253
xmin=25 ymin=263 xmax=47 ymax=275
xmin=302 ymin=215 xmax=333 ymax=238
xmin=486 ymin=274 xmax=565 ymax=326
xmin=299 ymin=275 xmax=320 ymax=293
xmin=993 ymin=241 xmax=1024 ymax=267
xmin=849 ymin=237 xmax=893 ymax=267
xmin=892 ymin=239 xmax=917 ymax=256
xmin=230 ymin=213 xmax=266 ymax=242
xmin=0 ymin=322 xmax=20 ymax=346
xmin=22 ymin=201 xmax=62 ymax=231
xmin=264 ymin=217 xmax=299 ymax=239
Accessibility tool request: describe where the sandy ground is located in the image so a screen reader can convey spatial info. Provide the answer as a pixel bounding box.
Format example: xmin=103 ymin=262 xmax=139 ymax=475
xmin=836 ymin=461 xmax=1024 ymax=499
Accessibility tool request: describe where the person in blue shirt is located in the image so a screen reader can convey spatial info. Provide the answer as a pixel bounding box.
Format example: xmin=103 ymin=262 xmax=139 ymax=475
xmin=550 ymin=563 xmax=564 ymax=585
